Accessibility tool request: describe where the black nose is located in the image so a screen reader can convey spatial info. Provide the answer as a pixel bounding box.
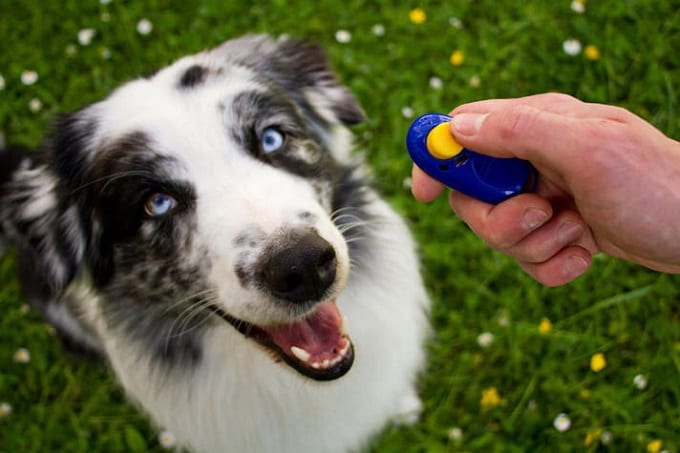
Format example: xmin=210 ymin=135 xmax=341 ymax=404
xmin=259 ymin=230 xmax=337 ymax=303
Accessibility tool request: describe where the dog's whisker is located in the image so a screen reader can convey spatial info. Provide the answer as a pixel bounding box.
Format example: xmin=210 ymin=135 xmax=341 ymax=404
xmin=70 ymin=170 xmax=156 ymax=195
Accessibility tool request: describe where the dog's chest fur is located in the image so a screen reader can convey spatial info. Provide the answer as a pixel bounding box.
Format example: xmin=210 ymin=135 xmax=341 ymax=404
xmin=0 ymin=35 xmax=429 ymax=452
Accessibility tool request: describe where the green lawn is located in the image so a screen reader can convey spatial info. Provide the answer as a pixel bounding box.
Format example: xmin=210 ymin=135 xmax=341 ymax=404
xmin=1 ymin=0 xmax=679 ymax=451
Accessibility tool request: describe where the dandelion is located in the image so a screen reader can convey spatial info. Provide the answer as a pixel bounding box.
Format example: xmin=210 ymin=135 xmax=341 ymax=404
xmin=449 ymin=50 xmax=464 ymax=66
xmin=20 ymin=304 xmax=31 ymax=314
xmin=480 ymin=387 xmax=501 ymax=408
xmin=563 ymin=39 xmax=582 ymax=56
xmin=401 ymin=106 xmax=414 ymax=119
xmin=409 ymin=8 xmax=426 ymax=25
xmin=585 ymin=429 xmax=602 ymax=447
xmin=477 ymin=332 xmax=494 ymax=348
xmin=137 ymin=18 xmax=153 ymax=35
xmin=600 ymin=431 xmax=613 ymax=445
xmin=101 ymin=12 xmax=111 ymax=22
xmin=447 ymin=426 xmax=463 ymax=441
xmin=28 ymin=98 xmax=42 ymax=113
xmin=553 ymin=413 xmax=571 ymax=432
xmin=571 ymin=0 xmax=586 ymax=13
xmin=335 ymin=30 xmax=351 ymax=44
xmin=429 ymin=76 xmax=443 ymax=90
xmin=469 ymin=74 xmax=481 ymax=88
xmin=402 ymin=177 xmax=412 ymax=190
xmin=647 ymin=439 xmax=663 ymax=453
xmin=158 ymin=430 xmax=177 ymax=449
xmin=633 ymin=374 xmax=648 ymax=390
xmin=13 ymin=347 xmax=30 ymax=363
xmin=20 ymin=70 xmax=38 ymax=86
xmin=0 ymin=402 xmax=11 ymax=417
xmin=538 ymin=317 xmax=552 ymax=334
xmin=100 ymin=0 xmax=112 ymax=4
xmin=590 ymin=352 xmax=607 ymax=372
xmin=584 ymin=44 xmax=600 ymax=60
xmin=78 ymin=28 xmax=96 ymax=46
xmin=0 ymin=74 xmax=5 ymax=90
xmin=371 ymin=24 xmax=385 ymax=37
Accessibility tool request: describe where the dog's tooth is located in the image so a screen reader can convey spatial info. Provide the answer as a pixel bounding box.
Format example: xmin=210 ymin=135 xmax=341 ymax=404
xmin=311 ymin=361 xmax=321 ymax=369
xmin=340 ymin=315 xmax=350 ymax=336
xmin=291 ymin=346 xmax=311 ymax=363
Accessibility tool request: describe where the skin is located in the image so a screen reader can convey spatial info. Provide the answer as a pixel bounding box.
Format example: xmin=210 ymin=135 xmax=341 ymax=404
xmin=411 ymin=93 xmax=680 ymax=286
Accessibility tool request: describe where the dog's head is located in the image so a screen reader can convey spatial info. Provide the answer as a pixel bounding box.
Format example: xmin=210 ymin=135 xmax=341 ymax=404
xmin=45 ymin=35 xmax=370 ymax=380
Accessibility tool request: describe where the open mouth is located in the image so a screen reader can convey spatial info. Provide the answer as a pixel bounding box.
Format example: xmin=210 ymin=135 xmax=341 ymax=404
xmin=210 ymin=301 xmax=354 ymax=381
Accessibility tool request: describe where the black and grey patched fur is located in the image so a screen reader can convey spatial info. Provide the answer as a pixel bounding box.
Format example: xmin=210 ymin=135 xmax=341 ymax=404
xmin=0 ymin=35 xmax=429 ymax=452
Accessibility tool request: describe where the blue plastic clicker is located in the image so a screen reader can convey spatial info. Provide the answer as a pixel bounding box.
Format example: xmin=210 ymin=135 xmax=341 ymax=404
xmin=406 ymin=113 xmax=537 ymax=204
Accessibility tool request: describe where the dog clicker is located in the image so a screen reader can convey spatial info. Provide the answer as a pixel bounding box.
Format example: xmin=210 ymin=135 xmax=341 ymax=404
xmin=406 ymin=113 xmax=537 ymax=204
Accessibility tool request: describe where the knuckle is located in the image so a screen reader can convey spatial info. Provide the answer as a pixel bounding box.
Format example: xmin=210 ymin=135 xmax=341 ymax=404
xmin=497 ymin=104 xmax=541 ymax=141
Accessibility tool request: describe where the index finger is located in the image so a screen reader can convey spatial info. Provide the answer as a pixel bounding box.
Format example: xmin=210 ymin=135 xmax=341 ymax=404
xmin=411 ymin=164 xmax=445 ymax=202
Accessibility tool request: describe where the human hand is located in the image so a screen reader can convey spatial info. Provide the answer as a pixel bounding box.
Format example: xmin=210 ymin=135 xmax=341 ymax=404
xmin=411 ymin=93 xmax=680 ymax=286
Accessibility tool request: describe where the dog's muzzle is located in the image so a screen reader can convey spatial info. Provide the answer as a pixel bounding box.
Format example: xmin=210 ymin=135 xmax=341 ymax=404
xmin=215 ymin=228 xmax=354 ymax=381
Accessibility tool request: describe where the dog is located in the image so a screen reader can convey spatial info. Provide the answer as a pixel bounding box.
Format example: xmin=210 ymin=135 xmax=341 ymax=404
xmin=0 ymin=34 xmax=429 ymax=452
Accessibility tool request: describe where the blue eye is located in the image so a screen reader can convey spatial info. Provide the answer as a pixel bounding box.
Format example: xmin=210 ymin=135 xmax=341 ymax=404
xmin=261 ymin=127 xmax=285 ymax=154
xmin=145 ymin=193 xmax=177 ymax=217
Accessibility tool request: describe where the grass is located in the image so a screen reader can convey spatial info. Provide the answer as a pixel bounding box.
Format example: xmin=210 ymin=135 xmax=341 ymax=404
xmin=1 ymin=0 xmax=679 ymax=451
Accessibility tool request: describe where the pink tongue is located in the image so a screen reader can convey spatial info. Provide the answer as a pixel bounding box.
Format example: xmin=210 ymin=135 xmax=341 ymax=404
xmin=264 ymin=301 xmax=344 ymax=358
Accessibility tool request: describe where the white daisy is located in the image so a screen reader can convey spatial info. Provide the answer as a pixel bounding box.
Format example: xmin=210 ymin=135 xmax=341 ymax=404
xmin=28 ymin=98 xmax=42 ymax=113
xmin=429 ymin=76 xmax=443 ymax=90
xmin=335 ymin=30 xmax=351 ymax=44
xmin=78 ymin=28 xmax=96 ymax=46
xmin=563 ymin=39 xmax=582 ymax=56
xmin=401 ymin=106 xmax=414 ymax=119
xmin=158 ymin=430 xmax=177 ymax=449
xmin=447 ymin=427 xmax=463 ymax=441
xmin=571 ymin=1 xmax=586 ymax=13
xmin=476 ymin=332 xmax=494 ymax=348
xmin=633 ymin=374 xmax=648 ymax=390
xmin=553 ymin=413 xmax=571 ymax=432
xmin=137 ymin=18 xmax=153 ymax=35
xmin=21 ymin=70 xmax=38 ymax=86
xmin=449 ymin=17 xmax=463 ymax=29
xmin=0 ymin=402 xmax=11 ymax=417
xmin=371 ymin=24 xmax=385 ymax=37
xmin=13 ymin=348 xmax=31 ymax=363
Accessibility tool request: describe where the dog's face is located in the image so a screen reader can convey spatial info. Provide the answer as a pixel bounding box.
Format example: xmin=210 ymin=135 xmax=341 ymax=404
xmin=47 ymin=35 xmax=369 ymax=380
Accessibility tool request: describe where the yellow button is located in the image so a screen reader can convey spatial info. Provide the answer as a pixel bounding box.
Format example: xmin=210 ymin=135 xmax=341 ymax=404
xmin=426 ymin=122 xmax=463 ymax=159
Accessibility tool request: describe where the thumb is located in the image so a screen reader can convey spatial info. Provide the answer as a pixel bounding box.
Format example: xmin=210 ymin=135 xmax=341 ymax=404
xmin=449 ymin=105 xmax=590 ymax=174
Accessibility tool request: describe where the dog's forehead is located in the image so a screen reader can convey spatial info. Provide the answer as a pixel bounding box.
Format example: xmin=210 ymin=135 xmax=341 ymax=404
xmin=99 ymin=58 xmax=258 ymax=135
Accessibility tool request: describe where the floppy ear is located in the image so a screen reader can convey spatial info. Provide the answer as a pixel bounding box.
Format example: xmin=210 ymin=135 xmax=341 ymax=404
xmin=48 ymin=112 xmax=116 ymax=288
xmin=1 ymin=147 xmax=84 ymax=296
xmin=212 ymin=34 xmax=366 ymax=126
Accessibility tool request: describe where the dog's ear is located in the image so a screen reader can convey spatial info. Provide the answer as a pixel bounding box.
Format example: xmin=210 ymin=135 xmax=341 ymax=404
xmin=48 ymin=112 xmax=115 ymax=288
xmin=213 ymin=34 xmax=366 ymax=126
xmin=1 ymin=148 xmax=84 ymax=296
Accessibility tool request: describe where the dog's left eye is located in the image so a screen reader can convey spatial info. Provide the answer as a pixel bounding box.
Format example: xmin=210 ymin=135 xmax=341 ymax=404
xmin=261 ymin=127 xmax=285 ymax=154
xmin=144 ymin=193 xmax=178 ymax=217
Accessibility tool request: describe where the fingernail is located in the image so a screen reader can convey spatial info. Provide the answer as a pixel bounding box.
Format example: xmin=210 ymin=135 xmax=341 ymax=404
xmin=522 ymin=208 xmax=549 ymax=231
xmin=564 ymin=255 xmax=589 ymax=277
xmin=451 ymin=113 xmax=488 ymax=136
xmin=558 ymin=221 xmax=584 ymax=244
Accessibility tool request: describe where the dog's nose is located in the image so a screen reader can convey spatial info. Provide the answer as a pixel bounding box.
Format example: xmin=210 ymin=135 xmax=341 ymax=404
xmin=259 ymin=230 xmax=337 ymax=303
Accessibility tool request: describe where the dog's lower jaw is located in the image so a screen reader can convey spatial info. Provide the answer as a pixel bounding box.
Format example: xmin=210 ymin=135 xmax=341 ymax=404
xmin=210 ymin=299 xmax=355 ymax=381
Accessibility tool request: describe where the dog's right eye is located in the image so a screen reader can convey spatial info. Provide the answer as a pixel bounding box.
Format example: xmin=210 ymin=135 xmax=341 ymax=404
xmin=144 ymin=193 xmax=178 ymax=217
xmin=261 ymin=127 xmax=286 ymax=154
